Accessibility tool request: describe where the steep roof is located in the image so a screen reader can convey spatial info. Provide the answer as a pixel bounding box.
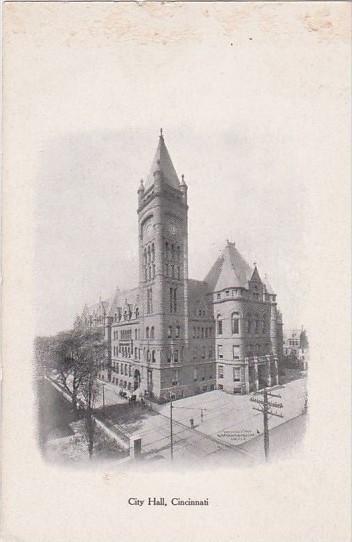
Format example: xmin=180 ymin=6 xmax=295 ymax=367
xmin=204 ymin=241 xmax=253 ymax=292
xmin=263 ymin=274 xmax=275 ymax=295
xmin=250 ymin=265 xmax=262 ymax=283
xmin=107 ymin=286 xmax=140 ymax=316
xmin=144 ymin=130 xmax=180 ymax=191
xmin=188 ymin=279 xmax=209 ymax=302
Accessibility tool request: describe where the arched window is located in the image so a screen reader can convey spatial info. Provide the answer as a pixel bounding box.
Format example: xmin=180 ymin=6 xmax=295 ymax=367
xmin=247 ymin=314 xmax=252 ymax=334
xmin=151 ymin=350 xmax=156 ymax=363
xmin=171 ymin=244 xmax=175 ymax=260
xmin=165 ymin=264 xmax=169 ymax=277
xmin=152 ymin=264 xmax=155 ymax=279
xmin=165 ymin=241 xmax=169 ymax=260
xmin=136 ymin=308 xmax=139 ymax=319
xmin=148 ymin=265 xmax=151 ymax=280
xmin=150 ymin=326 xmax=154 ymax=339
xmin=217 ymin=315 xmax=223 ymax=335
xmin=135 ymin=329 xmax=137 ymax=340
xmin=151 ymin=243 xmax=155 ymax=261
xmin=254 ymin=314 xmax=260 ymax=334
xmin=147 ymin=245 xmax=151 ymax=263
xmin=232 ymin=312 xmax=240 ymax=334
xmin=146 ymin=327 xmax=149 ymax=339
xmin=175 ymin=325 xmax=180 ymax=338
xmin=144 ymin=267 xmax=148 ymax=281
xmin=147 ymin=350 xmax=150 ymax=362
xmin=144 ymin=248 xmax=147 ymax=266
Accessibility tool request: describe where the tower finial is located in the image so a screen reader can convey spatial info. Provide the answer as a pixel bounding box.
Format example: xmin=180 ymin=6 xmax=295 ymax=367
xmin=160 ymin=128 xmax=163 ymax=138
xmin=253 ymin=262 xmax=257 ymax=267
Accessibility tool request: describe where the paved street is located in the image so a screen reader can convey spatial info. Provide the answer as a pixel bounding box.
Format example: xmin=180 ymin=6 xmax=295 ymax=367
xmin=52 ymin=372 xmax=307 ymax=464
xmin=103 ymin=377 xmax=307 ymax=464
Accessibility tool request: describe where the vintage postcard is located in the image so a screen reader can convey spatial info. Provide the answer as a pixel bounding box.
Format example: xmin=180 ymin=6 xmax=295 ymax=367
xmin=2 ymin=2 xmax=351 ymax=541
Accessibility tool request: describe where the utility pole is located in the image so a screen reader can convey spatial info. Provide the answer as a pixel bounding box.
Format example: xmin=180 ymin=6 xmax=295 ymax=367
xmin=170 ymin=397 xmax=174 ymax=461
xmin=250 ymin=387 xmax=283 ymax=462
xmin=102 ymin=383 xmax=105 ymax=415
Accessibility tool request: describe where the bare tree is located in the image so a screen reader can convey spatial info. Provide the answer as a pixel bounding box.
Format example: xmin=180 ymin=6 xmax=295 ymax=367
xmin=79 ymin=333 xmax=106 ymax=458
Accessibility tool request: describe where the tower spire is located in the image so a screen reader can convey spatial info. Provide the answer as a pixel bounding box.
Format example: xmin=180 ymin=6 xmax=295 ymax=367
xmin=144 ymin=130 xmax=180 ymax=190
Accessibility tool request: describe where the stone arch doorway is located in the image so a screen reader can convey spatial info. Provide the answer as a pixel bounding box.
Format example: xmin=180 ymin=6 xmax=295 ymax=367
xmin=134 ymin=369 xmax=141 ymax=391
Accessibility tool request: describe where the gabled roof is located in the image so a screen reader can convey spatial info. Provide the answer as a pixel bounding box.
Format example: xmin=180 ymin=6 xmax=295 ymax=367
xmin=144 ymin=130 xmax=180 ymax=191
xmin=204 ymin=241 xmax=253 ymax=292
xmin=250 ymin=265 xmax=262 ymax=284
xmin=107 ymin=286 xmax=140 ymax=317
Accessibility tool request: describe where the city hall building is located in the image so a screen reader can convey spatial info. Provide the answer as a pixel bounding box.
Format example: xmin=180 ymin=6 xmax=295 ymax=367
xmin=75 ymin=131 xmax=283 ymax=401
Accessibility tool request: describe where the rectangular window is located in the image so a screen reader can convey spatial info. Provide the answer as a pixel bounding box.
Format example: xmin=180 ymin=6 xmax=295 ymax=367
xmin=233 ymin=367 xmax=241 ymax=382
xmin=218 ymin=365 xmax=224 ymax=379
xmin=174 ymin=350 xmax=178 ymax=363
xmin=172 ymin=370 xmax=179 ymax=386
xmin=168 ymin=326 xmax=172 ymax=338
xmin=218 ymin=345 xmax=223 ymax=359
xmin=233 ymin=345 xmax=240 ymax=359
xmin=176 ymin=325 xmax=180 ymax=338
xmin=193 ymin=368 xmax=198 ymax=381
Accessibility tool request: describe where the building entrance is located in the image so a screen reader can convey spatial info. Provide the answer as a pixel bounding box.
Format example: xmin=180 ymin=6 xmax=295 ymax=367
xmin=134 ymin=369 xmax=141 ymax=391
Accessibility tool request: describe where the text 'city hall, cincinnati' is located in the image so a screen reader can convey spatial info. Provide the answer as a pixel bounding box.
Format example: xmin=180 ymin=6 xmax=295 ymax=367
xmin=75 ymin=131 xmax=284 ymax=401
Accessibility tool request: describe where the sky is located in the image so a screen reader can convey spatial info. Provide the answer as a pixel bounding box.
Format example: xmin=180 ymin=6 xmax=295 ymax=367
xmin=7 ymin=2 xmax=346 ymax=336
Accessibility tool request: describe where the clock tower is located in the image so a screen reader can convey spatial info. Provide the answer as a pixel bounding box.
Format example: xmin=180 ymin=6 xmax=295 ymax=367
xmin=137 ymin=130 xmax=189 ymax=400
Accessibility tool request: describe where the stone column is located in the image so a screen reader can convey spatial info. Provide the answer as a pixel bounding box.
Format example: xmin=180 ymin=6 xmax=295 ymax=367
xmin=242 ymin=358 xmax=250 ymax=394
xmin=274 ymin=356 xmax=279 ymax=385
xmin=253 ymin=357 xmax=259 ymax=391
xmin=266 ymin=355 xmax=272 ymax=387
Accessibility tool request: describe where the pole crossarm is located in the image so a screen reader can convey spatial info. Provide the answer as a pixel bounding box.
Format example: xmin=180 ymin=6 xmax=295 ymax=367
xmin=268 ymin=411 xmax=284 ymax=419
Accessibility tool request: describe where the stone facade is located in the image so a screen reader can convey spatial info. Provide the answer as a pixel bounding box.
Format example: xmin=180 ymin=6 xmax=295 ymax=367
xmin=75 ymin=131 xmax=283 ymax=401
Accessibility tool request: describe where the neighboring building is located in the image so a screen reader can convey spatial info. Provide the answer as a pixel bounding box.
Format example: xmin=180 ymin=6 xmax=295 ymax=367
xmin=283 ymin=327 xmax=309 ymax=370
xmin=74 ymin=131 xmax=284 ymax=401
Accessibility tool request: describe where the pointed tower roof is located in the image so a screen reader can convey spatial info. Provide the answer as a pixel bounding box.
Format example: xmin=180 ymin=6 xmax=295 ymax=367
xmin=204 ymin=241 xmax=253 ymax=292
xmin=144 ymin=129 xmax=180 ymax=191
xmin=250 ymin=264 xmax=262 ymax=283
